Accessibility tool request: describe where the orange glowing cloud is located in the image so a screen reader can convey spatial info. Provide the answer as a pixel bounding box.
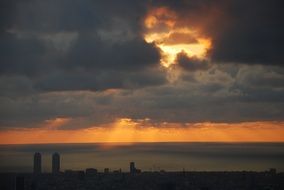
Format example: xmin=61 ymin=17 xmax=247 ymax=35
xmin=143 ymin=7 xmax=212 ymax=68
xmin=0 ymin=118 xmax=283 ymax=144
xmin=41 ymin=117 xmax=71 ymax=129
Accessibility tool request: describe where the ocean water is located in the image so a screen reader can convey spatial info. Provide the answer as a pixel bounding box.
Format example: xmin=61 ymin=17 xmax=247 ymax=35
xmin=0 ymin=142 xmax=283 ymax=173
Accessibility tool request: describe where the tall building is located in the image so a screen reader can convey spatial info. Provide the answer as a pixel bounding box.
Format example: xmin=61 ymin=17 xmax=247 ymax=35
xmin=52 ymin=152 xmax=60 ymax=174
xmin=33 ymin=152 xmax=41 ymax=174
xmin=130 ymin=162 xmax=141 ymax=174
xmin=104 ymin=168 xmax=110 ymax=173
xmin=130 ymin=162 xmax=135 ymax=173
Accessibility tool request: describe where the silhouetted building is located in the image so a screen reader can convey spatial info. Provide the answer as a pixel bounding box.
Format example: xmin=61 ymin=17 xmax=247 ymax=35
xmin=86 ymin=168 xmax=98 ymax=175
xmin=104 ymin=168 xmax=110 ymax=173
xmin=113 ymin=168 xmax=122 ymax=173
xmin=130 ymin=162 xmax=135 ymax=173
xmin=52 ymin=152 xmax=60 ymax=174
xmin=130 ymin=162 xmax=141 ymax=174
xmin=269 ymin=168 xmax=276 ymax=175
xmin=33 ymin=152 xmax=41 ymax=174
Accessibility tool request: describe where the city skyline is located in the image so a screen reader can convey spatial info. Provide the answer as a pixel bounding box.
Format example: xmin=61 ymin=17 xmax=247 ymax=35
xmin=1 ymin=142 xmax=281 ymax=173
xmin=31 ymin=151 xmax=278 ymax=174
xmin=1 ymin=143 xmax=283 ymax=189
xmin=32 ymin=152 xmax=143 ymax=174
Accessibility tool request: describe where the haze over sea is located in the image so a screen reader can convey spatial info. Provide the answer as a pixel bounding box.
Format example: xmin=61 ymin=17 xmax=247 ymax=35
xmin=0 ymin=143 xmax=283 ymax=173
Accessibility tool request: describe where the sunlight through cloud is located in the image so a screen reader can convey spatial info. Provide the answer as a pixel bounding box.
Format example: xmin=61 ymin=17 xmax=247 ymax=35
xmin=143 ymin=7 xmax=212 ymax=68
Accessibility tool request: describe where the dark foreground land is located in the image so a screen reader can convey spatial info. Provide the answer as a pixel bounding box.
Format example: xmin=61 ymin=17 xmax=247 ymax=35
xmin=1 ymin=170 xmax=284 ymax=190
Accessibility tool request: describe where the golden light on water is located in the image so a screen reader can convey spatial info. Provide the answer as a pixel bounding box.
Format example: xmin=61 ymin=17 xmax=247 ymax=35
xmin=143 ymin=7 xmax=212 ymax=67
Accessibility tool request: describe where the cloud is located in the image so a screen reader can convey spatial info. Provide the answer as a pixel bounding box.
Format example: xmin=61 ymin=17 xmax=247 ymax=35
xmin=34 ymin=66 xmax=166 ymax=91
xmin=174 ymin=52 xmax=209 ymax=71
xmin=65 ymin=34 xmax=160 ymax=71
xmin=210 ymin=0 xmax=284 ymax=65
xmin=0 ymin=32 xmax=47 ymax=76
xmin=1 ymin=64 xmax=284 ymax=130
xmin=0 ymin=0 xmax=284 ymax=130
xmin=0 ymin=0 xmax=166 ymax=91
xmin=150 ymin=0 xmax=284 ymax=66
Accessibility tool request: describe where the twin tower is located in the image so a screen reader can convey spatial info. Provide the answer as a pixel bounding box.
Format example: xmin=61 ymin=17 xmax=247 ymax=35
xmin=34 ymin=152 xmax=60 ymax=174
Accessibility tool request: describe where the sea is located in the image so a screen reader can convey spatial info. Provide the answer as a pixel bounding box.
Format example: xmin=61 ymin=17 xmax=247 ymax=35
xmin=0 ymin=142 xmax=283 ymax=173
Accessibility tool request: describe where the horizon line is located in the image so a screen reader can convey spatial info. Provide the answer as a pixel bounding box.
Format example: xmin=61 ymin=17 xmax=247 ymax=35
xmin=1 ymin=141 xmax=284 ymax=146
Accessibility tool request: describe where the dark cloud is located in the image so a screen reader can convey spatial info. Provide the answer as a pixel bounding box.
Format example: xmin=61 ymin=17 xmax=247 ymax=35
xmin=65 ymin=34 xmax=160 ymax=70
xmin=0 ymin=32 xmax=46 ymax=76
xmin=0 ymin=0 xmax=18 ymax=32
xmin=152 ymin=0 xmax=284 ymax=66
xmin=34 ymin=66 xmax=166 ymax=91
xmin=211 ymin=0 xmax=284 ymax=65
xmin=0 ymin=0 xmax=165 ymax=91
xmin=2 ymin=64 xmax=284 ymax=130
xmin=0 ymin=0 xmax=284 ymax=130
xmin=174 ymin=52 xmax=209 ymax=71
xmin=4 ymin=0 xmax=146 ymax=32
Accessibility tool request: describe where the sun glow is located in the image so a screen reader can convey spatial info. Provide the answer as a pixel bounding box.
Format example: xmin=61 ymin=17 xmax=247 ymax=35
xmin=0 ymin=118 xmax=284 ymax=144
xmin=143 ymin=7 xmax=212 ymax=67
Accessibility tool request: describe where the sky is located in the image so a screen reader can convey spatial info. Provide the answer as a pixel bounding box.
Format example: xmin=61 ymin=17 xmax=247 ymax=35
xmin=0 ymin=0 xmax=284 ymax=144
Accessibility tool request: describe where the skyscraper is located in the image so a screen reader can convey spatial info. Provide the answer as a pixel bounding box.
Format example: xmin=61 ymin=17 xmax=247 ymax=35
xmin=130 ymin=162 xmax=141 ymax=174
xmin=33 ymin=152 xmax=41 ymax=174
xmin=52 ymin=152 xmax=60 ymax=174
xmin=130 ymin=162 xmax=135 ymax=173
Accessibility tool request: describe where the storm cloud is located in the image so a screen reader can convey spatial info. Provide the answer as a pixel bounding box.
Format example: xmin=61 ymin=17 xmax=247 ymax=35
xmin=0 ymin=0 xmax=284 ymax=130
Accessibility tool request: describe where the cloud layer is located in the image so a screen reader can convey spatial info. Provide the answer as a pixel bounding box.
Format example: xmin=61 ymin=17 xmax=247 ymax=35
xmin=0 ymin=0 xmax=284 ymax=130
